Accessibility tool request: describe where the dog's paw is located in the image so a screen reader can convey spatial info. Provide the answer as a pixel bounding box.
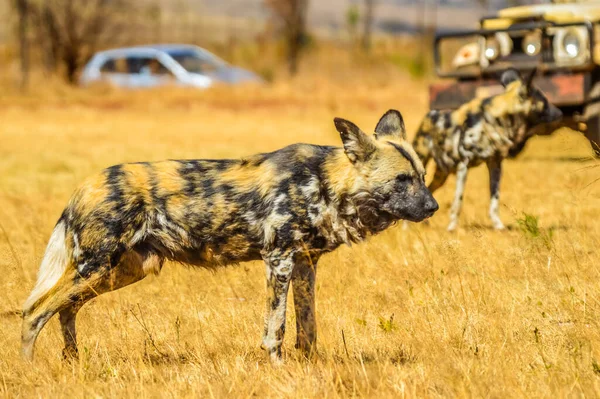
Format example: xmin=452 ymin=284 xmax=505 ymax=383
xmin=447 ymin=221 xmax=458 ymax=232
xmin=492 ymin=222 xmax=506 ymax=230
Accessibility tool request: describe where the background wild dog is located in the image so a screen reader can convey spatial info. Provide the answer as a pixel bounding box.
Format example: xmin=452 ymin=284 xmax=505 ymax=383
xmin=22 ymin=109 xmax=438 ymax=364
xmin=412 ymin=69 xmax=562 ymax=231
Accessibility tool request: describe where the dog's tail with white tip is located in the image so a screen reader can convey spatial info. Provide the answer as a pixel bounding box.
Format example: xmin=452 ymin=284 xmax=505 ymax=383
xmin=23 ymin=220 xmax=69 ymax=311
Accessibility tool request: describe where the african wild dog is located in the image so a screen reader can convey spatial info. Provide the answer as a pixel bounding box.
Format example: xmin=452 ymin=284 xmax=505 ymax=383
xmin=412 ymin=69 xmax=562 ymax=231
xmin=22 ymin=110 xmax=438 ymax=363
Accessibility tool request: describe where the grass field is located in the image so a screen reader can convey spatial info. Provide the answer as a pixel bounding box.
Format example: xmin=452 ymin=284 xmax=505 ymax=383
xmin=0 ymin=76 xmax=599 ymax=397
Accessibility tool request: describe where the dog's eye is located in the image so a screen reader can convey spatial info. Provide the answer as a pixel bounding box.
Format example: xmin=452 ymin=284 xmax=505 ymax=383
xmin=396 ymin=174 xmax=412 ymax=184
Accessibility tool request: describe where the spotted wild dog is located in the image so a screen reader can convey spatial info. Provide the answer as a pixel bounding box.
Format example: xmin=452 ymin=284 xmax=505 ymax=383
xmin=412 ymin=69 xmax=562 ymax=231
xmin=22 ymin=110 xmax=438 ymax=363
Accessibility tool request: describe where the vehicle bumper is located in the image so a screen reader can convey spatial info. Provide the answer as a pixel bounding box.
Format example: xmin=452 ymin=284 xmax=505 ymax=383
xmin=429 ymin=72 xmax=591 ymax=111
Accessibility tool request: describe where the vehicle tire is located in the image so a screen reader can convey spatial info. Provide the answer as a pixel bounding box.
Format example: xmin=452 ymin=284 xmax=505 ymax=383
xmin=585 ymin=114 xmax=600 ymax=157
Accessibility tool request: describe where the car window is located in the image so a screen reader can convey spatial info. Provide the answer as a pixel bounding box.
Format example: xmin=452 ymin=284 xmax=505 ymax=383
xmin=99 ymin=57 xmax=127 ymax=73
xmin=99 ymin=59 xmax=116 ymax=73
xmin=99 ymin=56 xmax=172 ymax=75
xmin=167 ymin=50 xmax=224 ymax=74
xmin=126 ymin=57 xmax=171 ymax=75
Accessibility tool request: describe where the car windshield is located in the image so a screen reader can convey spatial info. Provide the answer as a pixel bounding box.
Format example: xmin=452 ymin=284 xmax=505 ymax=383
xmin=167 ymin=49 xmax=226 ymax=74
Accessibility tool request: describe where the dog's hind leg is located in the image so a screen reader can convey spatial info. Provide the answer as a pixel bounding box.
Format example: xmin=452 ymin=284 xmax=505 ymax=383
xmin=292 ymin=253 xmax=319 ymax=358
xmin=486 ymin=155 xmax=505 ymax=230
xmin=58 ymin=305 xmax=80 ymax=360
xmin=447 ymin=161 xmax=468 ymax=232
xmin=21 ymin=304 xmax=58 ymax=361
xmin=57 ymin=250 xmax=153 ymax=360
xmin=21 ymin=267 xmax=99 ymax=362
xmin=22 ymin=250 xmax=153 ymax=361
xmin=21 ymin=267 xmax=104 ymax=361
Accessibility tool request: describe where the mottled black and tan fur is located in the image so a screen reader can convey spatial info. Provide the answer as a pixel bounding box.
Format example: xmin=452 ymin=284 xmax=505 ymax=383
xmin=413 ymin=69 xmax=562 ymax=231
xmin=22 ymin=110 xmax=438 ymax=363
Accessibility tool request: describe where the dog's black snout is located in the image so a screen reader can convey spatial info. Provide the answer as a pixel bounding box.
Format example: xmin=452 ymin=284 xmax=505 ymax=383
xmin=547 ymin=105 xmax=563 ymax=122
xmin=552 ymin=107 xmax=563 ymax=121
xmin=425 ymin=197 xmax=439 ymax=215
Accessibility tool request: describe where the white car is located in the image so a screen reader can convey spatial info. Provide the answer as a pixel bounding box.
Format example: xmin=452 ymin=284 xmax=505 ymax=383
xmin=80 ymin=44 xmax=262 ymax=88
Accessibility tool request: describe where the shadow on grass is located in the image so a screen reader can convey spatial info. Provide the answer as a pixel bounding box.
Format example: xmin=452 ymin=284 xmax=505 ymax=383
xmin=142 ymin=351 xmax=198 ymax=366
xmin=463 ymin=223 xmax=571 ymax=232
xmin=516 ymin=156 xmax=596 ymax=163
xmin=141 ymin=347 xmax=267 ymax=367
xmin=330 ymin=347 xmax=416 ymax=366
xmin=0 ymin=309 xmax=22 ymax=318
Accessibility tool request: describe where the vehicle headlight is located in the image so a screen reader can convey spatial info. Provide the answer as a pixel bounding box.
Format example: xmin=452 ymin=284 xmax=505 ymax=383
xmin=484 ymin=37 xmax=500 ymax=60
xmin=496 ymin=32 xmax=513 ymax=57
xmin=523 ymin=32 xmax=541 ymax=56
xmin=451 ymin=42 xmax=480 ymax=69
xmin=550 ymin=26 xmax=589 ymax=63
xmin=562 ymin=32 xmax=581 ymax=58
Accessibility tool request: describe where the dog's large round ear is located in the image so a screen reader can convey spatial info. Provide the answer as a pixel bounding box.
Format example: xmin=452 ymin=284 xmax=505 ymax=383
xmin=500 ymin=68 xmax=522 ymax=87
xmin=374 ymin=109 xmax=406 ymax=140
xmin=334 ymin=117 xmax=376 ymax=163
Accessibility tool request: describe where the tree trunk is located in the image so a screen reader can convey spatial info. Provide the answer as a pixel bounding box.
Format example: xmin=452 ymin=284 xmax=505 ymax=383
xmin=286 ymin=0 xmax=308 ymax=76
xmin=288 ymin=34 xmax=300 ymax=75
xmin=362 ymin=0 xmax=374 ymax=52
xmin=62 ymin=0 xmax=79 ymax=84
xmin=64 ymin=48 xmax=79 ymax=84
xmin=15 ymin=0 xmax=29 ymax=90
xmin=264 ymin=0 xmax=309 ymax=75
xmin=42 ymin=1 xmax=61 ymax=74
xmin=417 ymin=0 xmax=426 ymax=70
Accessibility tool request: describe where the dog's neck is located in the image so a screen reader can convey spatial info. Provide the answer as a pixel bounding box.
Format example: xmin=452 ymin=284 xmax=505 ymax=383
xmin=310 ymin=153 xmax=395 ymax=249
xmin=325 ymin=186 xmax=395 ymax=246
xmin=485 ymin=111 xmax=531 ymax=152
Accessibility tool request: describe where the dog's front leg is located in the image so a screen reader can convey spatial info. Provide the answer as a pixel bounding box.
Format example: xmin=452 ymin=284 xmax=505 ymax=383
xmin=487 ymin=155 xmax=505 ymax=230
xmin=292 ymin=253 xmax=319 ymax=358
xmin=261 ymin=251 xmax=295 ymax=364
xmin=447 ymin=161 xmax=468 ymax=232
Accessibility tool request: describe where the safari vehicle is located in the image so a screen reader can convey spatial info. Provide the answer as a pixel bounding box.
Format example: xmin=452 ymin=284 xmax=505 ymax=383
xmin=431 ymin=0 xmax=600 ymax=156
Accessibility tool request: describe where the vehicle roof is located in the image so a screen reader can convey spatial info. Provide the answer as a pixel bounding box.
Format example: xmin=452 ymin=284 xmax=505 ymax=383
xmin=140 ymin=44 xmax=202 ymax=52
xmin=482 ymin=1 xmax=600 ymax=29
xmin=91 ymin=44 xmax=209 ymax=57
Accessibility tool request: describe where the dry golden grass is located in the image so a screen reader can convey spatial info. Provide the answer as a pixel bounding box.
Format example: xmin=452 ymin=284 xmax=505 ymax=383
xmin=1 ymin=74 xmax=600 ymax=398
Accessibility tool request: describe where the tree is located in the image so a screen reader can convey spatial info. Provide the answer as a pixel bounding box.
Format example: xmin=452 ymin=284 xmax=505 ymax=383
xmin=362 ymin=0 xmax=374 ymax=52
xmin=346 ymin=5 xmax=360 ymax=45
xmin=29 ymin=0 xmax=131 ymax=83
xmin=14 ymin=0 xmax=30 ymax=89
xmin=264 ymin=0 xmax=309 ymax=75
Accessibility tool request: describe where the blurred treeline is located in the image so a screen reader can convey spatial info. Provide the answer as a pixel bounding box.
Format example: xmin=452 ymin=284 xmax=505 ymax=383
xmin=0 ymin=0 xmax=495 ymax=89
